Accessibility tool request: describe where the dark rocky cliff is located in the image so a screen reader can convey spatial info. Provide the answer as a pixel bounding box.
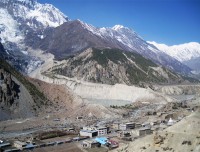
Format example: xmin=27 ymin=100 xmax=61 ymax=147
xmin=0 ymin=67 xmax=20 ymax=106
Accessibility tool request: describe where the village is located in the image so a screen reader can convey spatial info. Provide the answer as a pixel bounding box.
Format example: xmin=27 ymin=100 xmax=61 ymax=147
xmin=0 ymin=100 xmax=195 ymax=152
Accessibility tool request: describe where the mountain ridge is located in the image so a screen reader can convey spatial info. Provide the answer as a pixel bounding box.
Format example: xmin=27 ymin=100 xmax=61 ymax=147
xmin=0 ymin=0 xmax=195 ymax=77
xmin=148 ymin=41 xmax=200 ymax=62
xmin=148 ymin=41 xmax=200 ymax=74
xmin=43 ymin=47 xmax=185 ymax=85
xmin=35 ymin=19 xmax=192 ymax=75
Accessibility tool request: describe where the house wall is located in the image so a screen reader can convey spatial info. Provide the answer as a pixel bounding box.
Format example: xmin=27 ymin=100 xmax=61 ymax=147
xmin=112 ymin=123 xmax=120 ymax=130
xmin=139 ymin=130 xmax=146 ymax=136
xmin=80 ymin=131 xmax=92 ymax=138
xmin=97 ymin=128 xmax=107 ymax=136
xmin=119 ymin=124 xmax=127 ymax=131
xmin=126 ymin=123 xmax=135 ymax=129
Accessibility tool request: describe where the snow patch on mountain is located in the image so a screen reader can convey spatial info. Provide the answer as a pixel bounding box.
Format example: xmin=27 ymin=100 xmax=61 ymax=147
xmin=147 ymin=45 xmax=160 ymax=53
xmin=0 ymin=9 xmax=24 ymax=43
xmin=26 ymin=3 xmax=67 ymax=28
xmin=112 ymin=25 xmax=124 ymax=30
xmin=78 ymin=20 xmax=102 ymax=37
xmin=148 ymin=41 xmax=200 ymax=62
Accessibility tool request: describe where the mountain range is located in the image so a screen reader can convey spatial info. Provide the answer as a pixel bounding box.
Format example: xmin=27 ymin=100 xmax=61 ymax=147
xmin=0 ymin=0 xmax=199 ymax=83
xmin=35 ymin=19 xmax=192 ymax=75
xmin=148 ymin=41 xmax=200 ymax=73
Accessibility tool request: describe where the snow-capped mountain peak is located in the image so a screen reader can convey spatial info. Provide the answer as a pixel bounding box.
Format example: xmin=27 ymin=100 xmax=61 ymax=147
xmin=27 ymin=2 xmax=68 ymax=28
xmin=148 ymin=41 xmax=200 ymax=62
xmin=0 ymin=0 xmax=68 ymax=29
xmin=0 ymin=0 xmax=69 ymax=74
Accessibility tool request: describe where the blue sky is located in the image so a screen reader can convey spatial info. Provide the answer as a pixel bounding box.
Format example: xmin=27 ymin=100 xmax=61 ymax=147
xmin=38 ymin=0 xmax=200 ymax=45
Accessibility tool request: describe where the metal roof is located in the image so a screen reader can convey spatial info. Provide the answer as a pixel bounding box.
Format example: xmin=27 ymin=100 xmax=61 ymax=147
xmin=95 ymin=137 xmax=108 ymax=145
xmin=80 ymin=130 xmax=98 ymax=133
xmin=0 ymin=143 xmax=11 ymax=148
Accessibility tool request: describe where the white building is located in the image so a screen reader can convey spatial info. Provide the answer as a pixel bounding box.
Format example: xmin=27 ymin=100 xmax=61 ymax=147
xmin=80 ymin=130 xmax=98 ymax=138
xmin=81 ymin=126 xmax=108 ymax=136
xmin=167 ymin=118 xmax=174 ymax=126
xmin=119 ymin=122 xmax=135 ymax=130
xmin=14 ymin=141 xmax=27 ymax=150
xmin=96 ymin=126 xmax=107 ymax=136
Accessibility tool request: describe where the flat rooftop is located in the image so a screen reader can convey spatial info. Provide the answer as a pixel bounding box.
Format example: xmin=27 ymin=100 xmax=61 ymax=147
xmin=80 ymin=130 xmax=98 ymax=133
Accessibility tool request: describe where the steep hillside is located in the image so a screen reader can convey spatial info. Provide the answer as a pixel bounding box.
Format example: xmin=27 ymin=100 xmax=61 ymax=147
xmin=37 ymin=20 xmax=114 ymax=58
xmin=44 ymin=48 xmax=183 ymax=85
xmin=184 ymin=57 xmax=200 ymax=74
xmin=0 ymin=45 xmax=49 ymax=120
xmin=29 ymin=78 xmax=124 ymax=119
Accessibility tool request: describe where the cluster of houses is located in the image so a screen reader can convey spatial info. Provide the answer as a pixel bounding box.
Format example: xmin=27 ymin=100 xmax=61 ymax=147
xmin=0 ymin=136 xmax=84 ymax=152
xmin=79 ymin=116 xmax=178 ymax=150
xmin=0 ymin=140 xmax=37 ymax=152
xmin=82 ymin=137 xmax=119 ymax=149
xmin=79 ymin=126 xmax=119 ymax=149
xmin=80 ymin=126 xmax=109 ymax=137
xmin=0 ymin=136 xmax=90 ymax=152
xmin=0 ymin=116 xmax=178 ymax=151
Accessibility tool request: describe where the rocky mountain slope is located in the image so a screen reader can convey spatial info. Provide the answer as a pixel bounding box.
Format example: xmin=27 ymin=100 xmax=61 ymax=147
xmin=0 ymin=43 xmax=124 ymax=121
xmin=149 ymin=41 xmax=200 ymax=73
xmin=44 ymin=47 xmax=184 ymax=85
xmin=184 ymin=57 xmax=200 ymax=78
xmin=0 ymin=44 xmax=49 ymax=121
xmin=36 ymin=19 xmax=191 ymax=75
xmin=0 ymin=66 xmax=20 ymax=107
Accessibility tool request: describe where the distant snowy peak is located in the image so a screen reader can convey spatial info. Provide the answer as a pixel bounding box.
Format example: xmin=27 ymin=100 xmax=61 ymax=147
xmin=148 ymin=41 xmax=200 ymax=62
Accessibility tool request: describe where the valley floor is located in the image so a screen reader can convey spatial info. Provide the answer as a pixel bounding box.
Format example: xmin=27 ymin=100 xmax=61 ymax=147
xmin=0 ymin=88 xmax=200 ymax=152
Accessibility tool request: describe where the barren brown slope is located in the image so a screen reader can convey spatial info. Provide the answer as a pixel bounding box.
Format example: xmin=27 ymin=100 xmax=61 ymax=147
xmin=29 ymin=78 xmax=124 ymax=119
xmin=0 ymin=56 xmax=49 ymax=121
